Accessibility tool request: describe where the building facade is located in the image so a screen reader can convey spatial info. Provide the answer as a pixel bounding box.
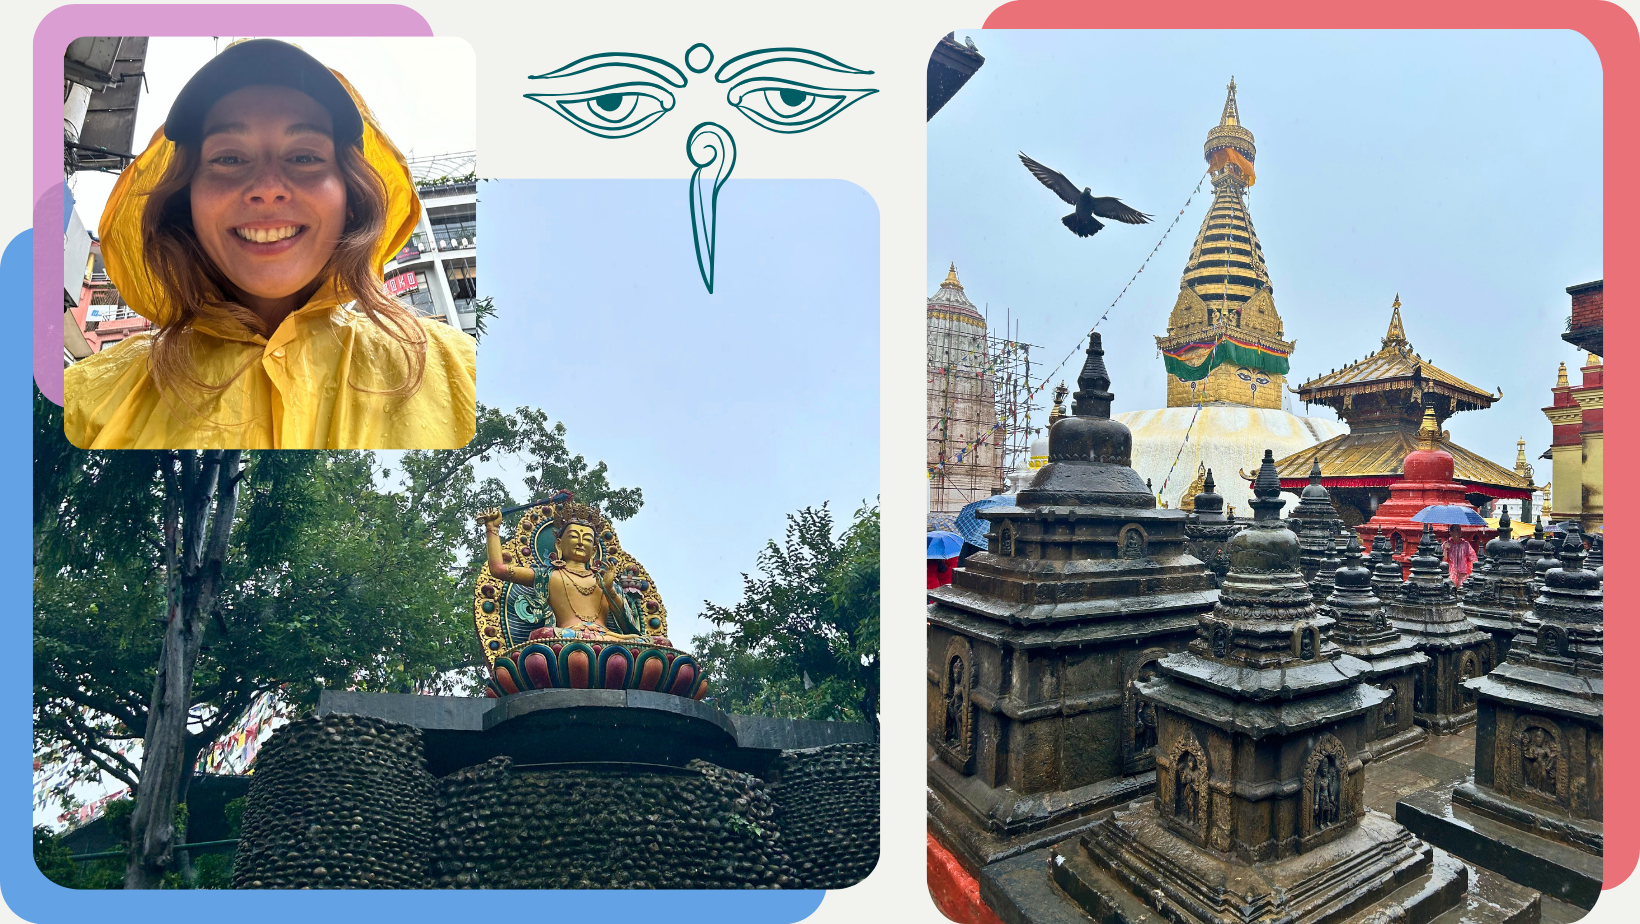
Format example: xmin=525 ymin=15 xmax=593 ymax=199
xmin=1542 ymin=350 xmax=1603 ymax=534
xmin=383 ymin=153 xmax=481 ymax=336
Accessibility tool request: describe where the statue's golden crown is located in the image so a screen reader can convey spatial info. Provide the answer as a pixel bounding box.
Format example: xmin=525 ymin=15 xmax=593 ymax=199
xmin=552 ymin=501 xmax=608 ymax=533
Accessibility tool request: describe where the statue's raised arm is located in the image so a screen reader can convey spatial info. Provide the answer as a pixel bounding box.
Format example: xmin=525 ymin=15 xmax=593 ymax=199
xmin=479 ymin=507 xmax=537 ymax=586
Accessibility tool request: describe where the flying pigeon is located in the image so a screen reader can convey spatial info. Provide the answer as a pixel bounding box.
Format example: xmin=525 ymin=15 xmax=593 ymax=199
xmin=1019 ymin=152 xmax=1152 ymax=238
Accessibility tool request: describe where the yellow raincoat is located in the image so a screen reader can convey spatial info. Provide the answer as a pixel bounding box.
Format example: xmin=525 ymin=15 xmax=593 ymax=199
xmin=63 ymin=75 xmax=477 ymax=450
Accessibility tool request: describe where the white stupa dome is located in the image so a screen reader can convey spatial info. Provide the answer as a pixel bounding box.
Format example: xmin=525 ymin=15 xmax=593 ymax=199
xmin=1117 ymin=406 xmax=1347 ymax=511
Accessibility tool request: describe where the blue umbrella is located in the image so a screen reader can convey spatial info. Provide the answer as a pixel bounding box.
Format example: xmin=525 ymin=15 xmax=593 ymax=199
xmin=1411 ymin=504 xmax=1486 ymax=527
xmin=956 ymin=495 xmax=1014 ymax=550
xmin=927 ymin=512 xmax=958 ymax=533
xmin=927 ymin=531 xmax=964 ymax=559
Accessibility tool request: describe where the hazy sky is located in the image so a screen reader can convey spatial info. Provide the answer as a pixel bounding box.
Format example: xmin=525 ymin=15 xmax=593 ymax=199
xmin=480 ymin=179 xmax=880 ymax=649
xmin=68 ymin=36 xmax=476 ymax=231
xmin=929 ymin=30 xmax=1602 ymax=477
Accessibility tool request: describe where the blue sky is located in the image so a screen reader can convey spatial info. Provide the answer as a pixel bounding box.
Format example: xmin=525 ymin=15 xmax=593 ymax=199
xmin=929 ymin=30 xmax=1602 ymax=474
xmin=481 ymin=180 xmax=879 ymax=648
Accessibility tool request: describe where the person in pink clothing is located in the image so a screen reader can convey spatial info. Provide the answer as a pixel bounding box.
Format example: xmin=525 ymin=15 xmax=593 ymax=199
xmin=1443 ymin=525 xmax=1478 ymax=587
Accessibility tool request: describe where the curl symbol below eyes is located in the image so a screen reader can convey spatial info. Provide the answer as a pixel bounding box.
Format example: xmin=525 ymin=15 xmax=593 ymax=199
xmin=725 ymin=78 xmax=876 ymax=134
xmin=524 ymin=82 xmax=676 ymax=139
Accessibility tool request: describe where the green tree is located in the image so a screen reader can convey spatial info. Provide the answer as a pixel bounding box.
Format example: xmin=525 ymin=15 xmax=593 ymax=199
xmin=33 ymin=389 xmax=640 ymax=887
xmin=692 ymin=503 xmax=879 ymax=733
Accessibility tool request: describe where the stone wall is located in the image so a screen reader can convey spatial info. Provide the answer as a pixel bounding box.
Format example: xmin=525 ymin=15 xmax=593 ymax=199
xmin=768 ymin=743 xmax=880 ymax=889
xmin=432 ymin=756 xmax=789 ymax=889
xmin=232 ymin=714 xmax=435 ymax=889
xmin=234 ymin=712 xmax=879 ymax=890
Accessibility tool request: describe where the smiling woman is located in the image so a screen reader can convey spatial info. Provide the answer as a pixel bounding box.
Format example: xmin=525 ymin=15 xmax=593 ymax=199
xmin=63 ymin=39 xmax=477 ymax=449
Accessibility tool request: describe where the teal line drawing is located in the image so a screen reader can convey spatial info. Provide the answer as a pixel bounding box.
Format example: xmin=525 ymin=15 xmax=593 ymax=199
xmin=685 ymin=43 xmax=713 ymax=74
xmin=686 ymin=122 xmax=736 ymax=295
xmin=525 ymin=44 xmax=876 ymax=294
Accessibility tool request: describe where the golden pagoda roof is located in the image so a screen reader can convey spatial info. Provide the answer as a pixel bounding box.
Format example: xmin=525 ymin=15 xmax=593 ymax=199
xmin=1295 ymin=296 xmax=1498 ymax=412
xmin=1273 ymin=429 xmax=1531 ymax=495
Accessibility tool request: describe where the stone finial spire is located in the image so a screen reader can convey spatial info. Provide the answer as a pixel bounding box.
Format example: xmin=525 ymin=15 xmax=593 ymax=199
xmin=1249 ymin=449 xmax=1286 ymax=521
xmin=1071 ymin=332 xmax=1114 ymax=418
xmin=1194 ymin=468 xmax=1227 ymax=523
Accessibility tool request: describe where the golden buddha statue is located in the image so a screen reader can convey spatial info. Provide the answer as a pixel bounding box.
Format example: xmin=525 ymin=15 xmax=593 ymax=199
xmin=472 ymin=495 xmax=707 ymax=700
xmin=478 ymin=501 xmax=644 ymax=639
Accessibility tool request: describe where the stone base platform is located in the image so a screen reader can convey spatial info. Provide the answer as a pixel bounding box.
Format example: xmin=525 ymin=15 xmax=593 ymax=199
xmin=928 ymin=756 xmax=1154 ymax=873
xmin=980 ymin=839 xmax=1539 ymax=924
xmin=1361 ymin=722 xmax=1429 ymax=764
xmin=1416 ymin=707 xmax=1477 ymax=736
xmin=1398 ymin=781 xmax=1600 ymax=910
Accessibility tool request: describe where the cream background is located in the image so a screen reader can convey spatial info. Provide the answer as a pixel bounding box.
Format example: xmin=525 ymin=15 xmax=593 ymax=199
xmin=7 ymin=2 xmax=1636 ymax=922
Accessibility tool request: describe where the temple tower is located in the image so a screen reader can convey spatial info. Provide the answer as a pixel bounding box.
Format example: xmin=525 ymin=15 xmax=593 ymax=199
xmin=1118 ymin=80 xmax=1345 ymax=510
xmin=926 ymin=333 xmax=1218 ymax=871
xmin=928 ymin=265 xmax=1006 ymax=515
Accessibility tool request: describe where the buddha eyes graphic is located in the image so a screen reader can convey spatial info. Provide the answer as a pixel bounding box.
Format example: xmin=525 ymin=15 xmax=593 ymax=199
xmin=525 ymin=45 xmax=877 ymax=293
xmin=541 ymin=83 xmax=677 ymax=138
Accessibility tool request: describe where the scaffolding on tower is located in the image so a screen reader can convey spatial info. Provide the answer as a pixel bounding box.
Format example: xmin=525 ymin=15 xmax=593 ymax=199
xmin=927 ymin=265 xmax=1040 ymax=520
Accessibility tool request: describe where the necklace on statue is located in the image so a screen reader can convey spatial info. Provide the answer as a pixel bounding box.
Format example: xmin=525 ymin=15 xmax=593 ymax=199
xmin=559 ymin=565 xmax=599 ymax=596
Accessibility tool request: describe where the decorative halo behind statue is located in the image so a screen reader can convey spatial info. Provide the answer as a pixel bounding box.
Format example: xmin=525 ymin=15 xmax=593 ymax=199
xmin=473 ymin=495 xmax=706 ymax=701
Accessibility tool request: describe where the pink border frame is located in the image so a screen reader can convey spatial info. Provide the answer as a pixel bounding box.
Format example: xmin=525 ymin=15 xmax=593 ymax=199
xmin=32 ymin=5 xmax=434 ymax=404
xmin=983 ymin=0 xmax=1635 ymax=889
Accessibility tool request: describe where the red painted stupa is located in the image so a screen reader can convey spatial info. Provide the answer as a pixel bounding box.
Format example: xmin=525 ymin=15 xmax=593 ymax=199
xmin=1356 ymin=404 xmax=1483 ymax=578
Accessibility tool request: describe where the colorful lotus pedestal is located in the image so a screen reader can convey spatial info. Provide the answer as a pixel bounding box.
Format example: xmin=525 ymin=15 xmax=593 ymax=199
xmin=474 ymin=496 xmax=707 ymax=702
xmin=485 ymin=628 xmax=707 ymax=700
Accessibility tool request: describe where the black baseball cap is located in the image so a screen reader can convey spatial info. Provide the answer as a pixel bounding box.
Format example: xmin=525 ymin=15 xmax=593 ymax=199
xmin=163 ymin=39 xmax=364 ymax=148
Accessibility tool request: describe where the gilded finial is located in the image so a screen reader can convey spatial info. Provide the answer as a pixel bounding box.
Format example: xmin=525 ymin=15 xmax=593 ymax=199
xmin=1555 ymin=362 xmax=1569 ymax=388
xmin=1220 ymin=76 xmax=1239 ymax=126
xmin=1381 ymin=295 xmax=1408 ymax=352
xmin=1514 ymin=438 xmax=1532 ymax=479
xmin=1048 ymin=382 xmax=1068 ymax=423
xmin=942 ymin=262 xmax=963 ymax=290
xmin=1587 ymin=352 xmax=1601 ymax=367
xmin=1418 ymin=405 xmax=1440 ymax=447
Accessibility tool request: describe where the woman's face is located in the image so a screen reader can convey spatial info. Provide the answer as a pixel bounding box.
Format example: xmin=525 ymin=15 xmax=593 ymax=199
xmin=190 ymin=85 xmax=348 ymax=311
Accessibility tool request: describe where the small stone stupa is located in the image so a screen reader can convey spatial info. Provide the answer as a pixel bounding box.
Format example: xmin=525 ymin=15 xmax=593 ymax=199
xmin=1009 ymin=451 xmax=1505 ymax=924
xmin=1399 ymin=531 xmax=1603 ymax=909
xmin=1184 ymin=468 xmax=1238 ymax=585
xmin=1369 ymin=526 xmax=1404 ymax=605
xmin=926 ymin=332 xmax=1219 ymax=871
xmin=1388 ymin=523 xmax=1492 ymax=734
xmin=1459 ymin=508 xmax=1534 ymax=664
xmin=1324 ymin=533 xmax=1429 ymax=761
xmin=1290 ymin=459 xmax=1344 ymax=583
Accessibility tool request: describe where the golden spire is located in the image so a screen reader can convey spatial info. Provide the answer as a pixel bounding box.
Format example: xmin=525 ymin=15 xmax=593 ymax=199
xmin=1380 ymin=295 xmax=1408 ymax=352
xmin=1555 ymin=361 xmax=1569 ymax=388
xmin=1048 ymin=381 xmax=1068 ymax=423
xmin=942 ymin=262 xmax=963 ymax=290
xmin=1514 ymin=438 xmax=1531 ymax=478
xmin=1417 ymin=404 xmax=1440 ymax=448
xmin=1220 ymin=76 xmax=1239 ymax=126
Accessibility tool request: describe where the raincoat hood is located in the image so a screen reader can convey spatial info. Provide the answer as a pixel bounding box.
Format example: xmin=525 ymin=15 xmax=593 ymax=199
xmin=65 ymin=62 xmax=476 ymax=451
xmin=98 ymin=68 xmax=421 ymax=328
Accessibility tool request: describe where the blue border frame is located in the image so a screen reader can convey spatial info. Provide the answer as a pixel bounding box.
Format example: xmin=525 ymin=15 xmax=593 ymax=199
xmin=5 ymin=229 xmax=826 ymax=918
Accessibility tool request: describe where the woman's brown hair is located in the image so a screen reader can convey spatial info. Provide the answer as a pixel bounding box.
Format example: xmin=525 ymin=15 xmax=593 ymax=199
xmin=138 ymin=130 xmax=428 ymax=409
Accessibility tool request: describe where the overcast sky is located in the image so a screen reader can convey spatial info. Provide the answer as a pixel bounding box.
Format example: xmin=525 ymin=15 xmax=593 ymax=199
xmin=929 ymin=30 xmax=1602 ymax=477
xmin=479 ymin=179 xmax=880 ymax=650
xmin=68 ymin=36 xmax=476 ymax=232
